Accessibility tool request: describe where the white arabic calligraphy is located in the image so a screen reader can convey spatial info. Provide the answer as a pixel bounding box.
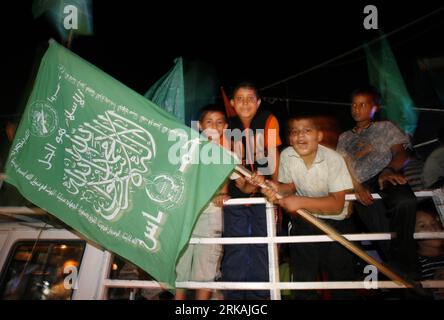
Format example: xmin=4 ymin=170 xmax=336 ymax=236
xmin=63 ymin=111 xmax=156 ymax=221
xmin=65 ymin=88 xmax=85 ymax=125
xmin=38 ymin=143 xmax=57 ymax=170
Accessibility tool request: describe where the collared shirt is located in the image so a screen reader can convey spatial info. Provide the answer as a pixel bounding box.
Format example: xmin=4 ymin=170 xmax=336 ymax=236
xmin=336 ymin=121 xmax=410 ymax=183
xmin=278 ymin=144 xmax=353 ymax=220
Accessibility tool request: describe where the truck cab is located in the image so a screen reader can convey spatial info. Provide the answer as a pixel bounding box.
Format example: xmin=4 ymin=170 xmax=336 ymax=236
xmin=0 ymin=214 xmax=170 ymax=300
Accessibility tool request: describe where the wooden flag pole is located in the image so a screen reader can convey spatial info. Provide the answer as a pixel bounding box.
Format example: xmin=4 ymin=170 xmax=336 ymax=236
xmin=66 ymin=29 xmax=74 ymax=49
xmin=235 ymin=165 xmax=420 ymax=290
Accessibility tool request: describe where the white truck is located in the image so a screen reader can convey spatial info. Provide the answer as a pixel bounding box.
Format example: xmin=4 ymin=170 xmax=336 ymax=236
xmin=0 ymin=213 xmax=169 ymax=300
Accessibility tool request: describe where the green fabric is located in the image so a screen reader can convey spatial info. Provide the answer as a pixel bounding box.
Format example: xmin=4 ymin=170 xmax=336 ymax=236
xmin=365 ymin=35 xmax=418 ymax=135
xmin=32 ymin=0 xmax=93 ymax=41
xmin=145 ymin=58 xmax=218 ymax=126
xmin=183 ymin=60 xmax=219 ymax=125
xmin=5 ymin=40 xmax=235 ymax=290
xmin=279 ymin=262 xmax=293 ymax=299
xmin=145 ymin=58 xmax=185 ymax=123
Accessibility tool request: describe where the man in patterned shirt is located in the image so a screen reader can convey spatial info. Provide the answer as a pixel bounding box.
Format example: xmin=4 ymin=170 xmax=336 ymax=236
xmin=337 ymin=86 xmax=418 ymax=278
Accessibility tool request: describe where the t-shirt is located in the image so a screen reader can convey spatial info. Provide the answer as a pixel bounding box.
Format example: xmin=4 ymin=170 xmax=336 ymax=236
xmin=229 ymin=114 xmax=282 ymax=164
xmin=418 ymin=255 xmax=444 ymax=280
xmin=403 ymin=158 xmax=425 ymax=191
xmin=336 ymin=121 xmax=410 ymax=183
xmin=264 ymin=115 xmax=282 ymax=148
xmin=423 ymin=146 xmax=444 ymax=188
xmin=278 ymin=144 xmax=353 ymax=220
xmin=227 ymin=112 xmax=282 ymax=197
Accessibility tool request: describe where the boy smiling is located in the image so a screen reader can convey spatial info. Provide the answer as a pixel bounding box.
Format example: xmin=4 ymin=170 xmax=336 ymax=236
xmin=257 ymin=116 xmax=357 ymax=299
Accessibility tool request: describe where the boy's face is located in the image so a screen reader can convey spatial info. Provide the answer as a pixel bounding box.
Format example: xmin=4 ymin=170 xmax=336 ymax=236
xmin=351 ymin=94 xmax=378 ymax=123
xmin=415 ymin=211 xmax=444 ymax=249
xmin=199 ymin=111 xmax=227 ymax=141
xmin=231 ymin=88 xmax=261 ymax=122
xmin=288 ymin=119 xmax=323 ymax=158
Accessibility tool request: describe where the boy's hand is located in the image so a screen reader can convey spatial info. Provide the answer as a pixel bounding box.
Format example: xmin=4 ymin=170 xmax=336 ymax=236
xmin=261 ymin=180 xmax=280 ymax=203
xmin=378 ymin=169 xmax=407 ymax=190
xmin=213 ymin=194 xmax=230 ymax=207
xmin=278 ymin=195 xmax=301 ymax=213
xmin=248 ymin=172 xmax=266 ymax=187
xmin=235 ymin=177 xmax=258 ymax=194
xmin=355 ymin=184 xmax=374 ymax=206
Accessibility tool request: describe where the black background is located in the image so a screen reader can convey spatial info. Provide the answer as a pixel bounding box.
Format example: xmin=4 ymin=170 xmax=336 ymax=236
xmin=2 ymin=1 xmax=444 ymax=155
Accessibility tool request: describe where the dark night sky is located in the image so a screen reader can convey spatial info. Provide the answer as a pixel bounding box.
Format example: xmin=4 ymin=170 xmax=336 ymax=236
xmin=2 ymin=1 xmax=444 ymax=152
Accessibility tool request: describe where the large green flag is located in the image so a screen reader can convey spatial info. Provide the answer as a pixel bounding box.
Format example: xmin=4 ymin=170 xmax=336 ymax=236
xmin=365 ymin=35 xmax=418 ymax=135
xmin=5 ymin=40 xmax=235 ymax=290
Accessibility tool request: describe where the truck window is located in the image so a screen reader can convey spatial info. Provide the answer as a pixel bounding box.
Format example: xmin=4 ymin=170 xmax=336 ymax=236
xmin=107 ymin=255 xmax=173 ymax=300
xmin=0 ymin=240 xmax=85 ymax=300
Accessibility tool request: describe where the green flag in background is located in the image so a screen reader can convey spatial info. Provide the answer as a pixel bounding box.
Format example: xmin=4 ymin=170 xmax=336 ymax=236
xmin=183 ymin=61 xmax=219 ymax=125
xmin=5 ymin=40 xmax=235 ymax=290
xmin=365 ymin=35 xmax=418 ymax=135
xmin=145 ymin=58 xmax=219 ymax=126
xmin=32 ymin=0 xmax=93 ymax=41
xmin=145 ymin=58 xmax=186 ymax=123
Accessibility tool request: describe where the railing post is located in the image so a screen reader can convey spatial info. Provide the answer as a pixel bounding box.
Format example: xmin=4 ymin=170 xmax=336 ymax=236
xmin=266 ymin=200 xmax=281 ymax=300
xmin=96 ymin=251 xmax=112 ymax=300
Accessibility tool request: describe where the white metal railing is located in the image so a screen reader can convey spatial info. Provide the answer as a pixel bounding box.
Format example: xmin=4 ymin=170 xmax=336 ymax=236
xmin=102 ymin=279 xmax=444 ymax=290
xmin=2 ymin=191 xmax=444 ymax=300
xmin=190 ymin=233 xmax=444 ymax=245
xmin=345 ymin=190 xmax=434 ymax=200
xmin=100 ymin=192 xmax=444 ymax=300
xmin=0 ymin=191 xmax=435 ymax=215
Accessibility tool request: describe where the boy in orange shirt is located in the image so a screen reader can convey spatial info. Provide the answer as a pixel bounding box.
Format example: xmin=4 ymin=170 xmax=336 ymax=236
xmin=221 ymin=82 xmax=282 ymax=299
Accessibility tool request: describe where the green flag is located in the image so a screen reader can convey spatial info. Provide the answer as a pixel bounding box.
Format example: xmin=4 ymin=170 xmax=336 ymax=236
xmin=145 ymin=57 xmax=186 ymax=123
xmin=365 ymin=35 xmax=418 ymax=135
xmin=145 ymin=58 xmax=218 ymax=126
xmin=5 ymin=40 xmax=235 ymax=290
xmin=183 ymin=60 xmax=219 ymax=125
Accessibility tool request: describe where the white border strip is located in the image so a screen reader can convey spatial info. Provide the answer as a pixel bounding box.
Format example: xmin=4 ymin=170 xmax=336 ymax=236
xmin=189 ymin=232 xmax=444 ymax=244
xmin=345 ymin=191 xmax=433 ymax=201
xmin=103 ymin=280 xmax=444 ymax=290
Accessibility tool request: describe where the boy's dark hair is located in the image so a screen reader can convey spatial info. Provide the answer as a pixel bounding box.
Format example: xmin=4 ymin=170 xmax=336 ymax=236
xmin=351 ymin=85 xmax=382 ymax=106
xmin=287 ymin=114 xmax=320 ymax=130
xmin=417 ymin=199 xmax=438 ymax=216
xmin=198 ymin=104 xmax=227 ymax=123
xmin=231 ymin=81 xmax=260 ymax=100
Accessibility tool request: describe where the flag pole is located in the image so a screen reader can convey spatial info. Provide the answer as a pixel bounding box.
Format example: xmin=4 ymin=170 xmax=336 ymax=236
xmin=66 ymin=29 xmax=74 ymax=49
xmin=235 ymin=165 xmax=422 ymax=291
